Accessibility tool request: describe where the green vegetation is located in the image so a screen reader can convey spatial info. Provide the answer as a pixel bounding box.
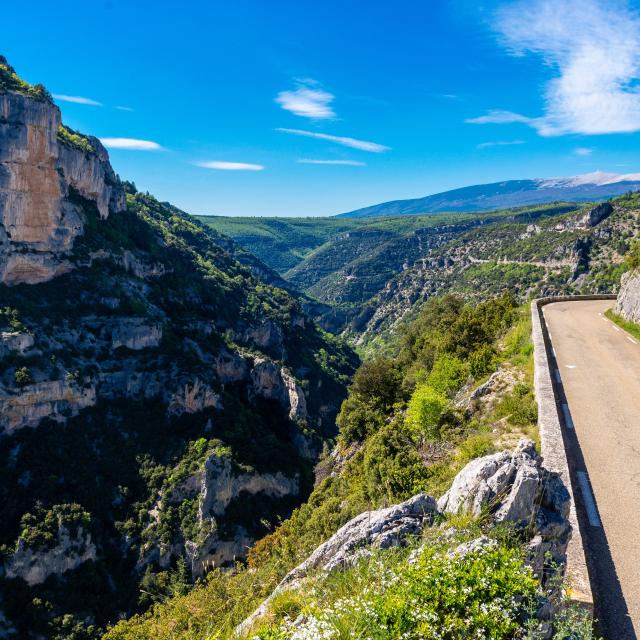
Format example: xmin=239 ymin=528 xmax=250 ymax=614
xmin=104 ymin=294 xmax=544 ymax=639
xmin=17 ymin=504 xmax=91 ymax=551
xmin=0 ymin=56 xmax=52 ymax=101
xmin=253 ymin=542 xmax=541 ymax=639
xmin=605 ymin=308 xmax=640 ymax=341
xmin=58 ymin=125 xmax=96 ymax=154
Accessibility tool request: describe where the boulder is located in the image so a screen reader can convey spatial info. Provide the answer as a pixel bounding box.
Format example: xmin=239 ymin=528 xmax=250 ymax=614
xmin=438 ymin=439 xmax=541 ymax=526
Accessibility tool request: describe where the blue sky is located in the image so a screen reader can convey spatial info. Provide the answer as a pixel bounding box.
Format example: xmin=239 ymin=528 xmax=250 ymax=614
xmin=4 ymin=0 xmax=640 ymax=216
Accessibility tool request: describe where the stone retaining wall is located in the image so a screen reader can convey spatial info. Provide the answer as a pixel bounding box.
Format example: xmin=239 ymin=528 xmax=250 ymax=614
xmin=531 ymin=295 xmax=615 ymax=612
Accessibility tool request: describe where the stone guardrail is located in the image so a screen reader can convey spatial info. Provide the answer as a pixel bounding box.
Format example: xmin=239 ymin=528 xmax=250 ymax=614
xmin=531 ymin=294 xmax=616 ymax=612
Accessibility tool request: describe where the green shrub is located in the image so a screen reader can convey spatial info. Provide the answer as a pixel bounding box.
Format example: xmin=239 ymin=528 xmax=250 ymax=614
xmin=14 ymin=366 xmax=32 ymax=387
xmin=426 ymin=353 xmax=468 ymax=396
xmin=405 ymin=384 xmax=450 ymax=440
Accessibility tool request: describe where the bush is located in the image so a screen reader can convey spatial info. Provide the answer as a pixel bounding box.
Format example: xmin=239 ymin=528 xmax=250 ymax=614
xmin=14 ymin=366 xmax=32 ymax=387
xmin=405 ymin=385 xmax=450 ymax=441
xmin=254 ymin=543 xmax=539 ymax=640
xmin=426 ymin=353 xmax=468 ymax=397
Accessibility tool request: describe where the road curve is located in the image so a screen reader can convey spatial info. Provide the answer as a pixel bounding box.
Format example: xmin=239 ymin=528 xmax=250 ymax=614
xmin=544 ymin=300 xmax=640 ymax=640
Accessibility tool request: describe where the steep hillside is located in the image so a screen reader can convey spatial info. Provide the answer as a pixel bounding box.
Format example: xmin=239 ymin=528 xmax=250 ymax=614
xmin=105 ymin=295 xmax=596 ymax=640
xmin=338 ymin=171 xmax=640 ymax=218
xmin=0 ymin=58 xmax=356 ymax=639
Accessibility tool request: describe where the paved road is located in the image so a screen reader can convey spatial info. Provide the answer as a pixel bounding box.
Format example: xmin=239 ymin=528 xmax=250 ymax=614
xmin=544 ymin=300 xmax=640 ymax=639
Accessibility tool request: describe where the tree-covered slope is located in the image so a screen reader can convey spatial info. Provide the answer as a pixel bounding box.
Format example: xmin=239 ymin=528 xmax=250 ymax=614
xmin=0 ymin=60 xmax=357 ymax=639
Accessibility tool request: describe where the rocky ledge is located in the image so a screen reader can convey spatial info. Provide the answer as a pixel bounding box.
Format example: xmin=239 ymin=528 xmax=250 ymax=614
xmin=237 ymin=439 xmax=572 ymax=636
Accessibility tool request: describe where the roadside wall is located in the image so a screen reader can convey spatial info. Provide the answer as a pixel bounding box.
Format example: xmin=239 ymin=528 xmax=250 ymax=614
xmin=531 ymin=295 xmax=616 ymax=611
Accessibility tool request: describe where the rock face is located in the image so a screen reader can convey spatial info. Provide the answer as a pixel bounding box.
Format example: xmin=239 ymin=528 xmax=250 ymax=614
xmin=615 ymin=268 xmax=640 ymax=323
xmin=578 ymin=202 xmax=613 ymax=229
xmin=250 ymin=359 xmax=307 ymax=422
xmin=0 ymin=88 xmax=125 ymax=285
xmin=438 ymin=439 xmax=541 ymax=525
xmin=109 ymin=318 xmax=163 ymax=350
xmin=155 ymin=452 xmax=299 ymax=577
xmin=0 ymin=380 xmax=97 ymax=432
xmin=0 ymin=330 xmax=33 ymax=356
xmin=4 ymin=526 xmax=96 ymax=586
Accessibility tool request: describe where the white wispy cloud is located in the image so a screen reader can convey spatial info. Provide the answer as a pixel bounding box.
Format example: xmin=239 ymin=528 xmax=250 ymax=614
xmin=476 ymin=139 xmax=526 ymax=149
xmin=574 ymin=147 xmax=593 ymax=156
xmin=468 ymin=0 xmax=640 ymax=136
xmin=297 ymin=159 xmax=366 ymax=166
xmin=466 ymin=110 xmax=534 ymax=125
xmin=276 ymin=128 xmax=390 ymax=153
xmin=195 ymin=161 xmax=264 ymax=171
xmin=53 ymin=94 xmax=102 ymax=106
xmin=100 ymin=138 xmax=162 ymax=151
xmin=276 ymin=80 xmax=335 ymax=119
xmin=115 ymin=105 xmax=133 ymax=112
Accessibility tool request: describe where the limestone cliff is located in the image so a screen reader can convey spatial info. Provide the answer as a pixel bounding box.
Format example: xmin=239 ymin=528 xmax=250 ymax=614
xmin=0 ymin=57 xmax=124 ymax=285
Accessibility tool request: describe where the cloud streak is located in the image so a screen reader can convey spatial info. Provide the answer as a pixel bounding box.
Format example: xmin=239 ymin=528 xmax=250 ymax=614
xmin=468 ymin=0 xmax=640 ymax=136
xmin=53 ymin=94 xmax=102 ymax=106
xmin=476 ymin=139 xmax=526 ymax=149
xmin=100 ymin=138 xmax=162 ymax=151
xmin=574 ymin=147 xmax=593 ymax=156
xmin=298 ymin=159 xmax=366 ymax=166
xmin=276 ymin=80 xmax=335 ymax=119
xmin=195 ymin=161 xmax=264 ymax=171
xmin=276 ymin=128 xmax=389 ymax=152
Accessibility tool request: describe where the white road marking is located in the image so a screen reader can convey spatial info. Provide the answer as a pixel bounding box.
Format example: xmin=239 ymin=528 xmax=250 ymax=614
xmin=627 ymin=336 xmax=638 ymax=345
xmin=561 ymin=403 xmax=574 ymax=429
xmin=565 ymin=364 xmax=576 ymax=369
xmin=598 ymin=312 xmax=602 ymax=316
xmin=577 ymin=471 xmax=602 ymax=528
xmin=613 ymin=326 xmax=621 ymax=332
xmin=555 ymin=369 xmax=562 ymax=383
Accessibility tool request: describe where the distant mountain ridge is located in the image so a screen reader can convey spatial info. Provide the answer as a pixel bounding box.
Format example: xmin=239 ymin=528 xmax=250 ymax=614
xmin=337 ymin=171 xmax=640 ymax=218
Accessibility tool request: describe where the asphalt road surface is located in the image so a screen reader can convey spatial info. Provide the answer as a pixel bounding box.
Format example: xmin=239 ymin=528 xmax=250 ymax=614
xmin=544 ymin=300 xmax=640 ymax=640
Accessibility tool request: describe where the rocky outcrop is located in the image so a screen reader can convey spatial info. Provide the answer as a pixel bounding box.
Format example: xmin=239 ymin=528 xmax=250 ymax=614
xmin=156 ymin=452 xmax=299 ymax=577
xmin=615 ymin=268 xmax=640 ymax=323
xmin=438 ymin=439 xmax=541 ymax=525
xmin=250 ymin=359 xmax=307 ymax=422
xmin=0 ymin=87 xmax=125 ymax=285
xmin=109 ymin=318 xmax=162 ymax=350
xmin=4 ymin=526 xmax=96 ymax=586
xmin=0 ymin=330 xmax=34 ymax=356
xmin=0 ymin=380 xmax=96 ymax=432
xmin=168 ymin=379 xmax=221 ymax=415
xmin=577 ymin=202 xmax=613 ymax=229
xmin=237 ymin=493 xmax=438 ymax=634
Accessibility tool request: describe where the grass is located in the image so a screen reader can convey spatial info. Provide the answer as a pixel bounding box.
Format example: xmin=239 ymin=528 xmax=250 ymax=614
xmin=604 ymin=308 xmax=640 ymax=341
